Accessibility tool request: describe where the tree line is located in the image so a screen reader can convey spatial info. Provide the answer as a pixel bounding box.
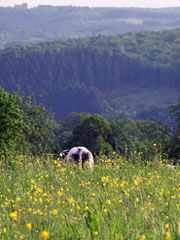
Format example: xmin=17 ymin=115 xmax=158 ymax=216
xmin=1 ymin=87 xmax=180 ymax=163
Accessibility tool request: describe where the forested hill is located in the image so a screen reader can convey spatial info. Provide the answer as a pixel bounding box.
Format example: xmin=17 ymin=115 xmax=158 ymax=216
xmin=0 ymin=29 xmax=180 ymax=120
xmin=1 ymin=4 xmax=180 ymax=48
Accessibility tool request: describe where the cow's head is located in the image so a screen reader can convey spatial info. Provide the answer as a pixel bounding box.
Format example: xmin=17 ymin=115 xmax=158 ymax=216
xmin=60 ymin=149 xmax=69 ymax=160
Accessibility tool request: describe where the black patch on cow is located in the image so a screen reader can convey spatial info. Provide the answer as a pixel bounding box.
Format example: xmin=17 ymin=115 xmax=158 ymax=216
xmin=72 ymin=153 xmax=80 ymax=164
xmin=82 ymin=152 xmax=90 ymax=164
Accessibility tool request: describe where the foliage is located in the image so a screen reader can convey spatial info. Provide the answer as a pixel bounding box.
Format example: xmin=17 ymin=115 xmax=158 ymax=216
xmin=166 ymin=98 xmax=180 ymax=160
xmin=109 ymin=114 xmax=140 ymax=154
xmin=60 ymin=112 xmax=174 ymax=161
xmin=20 ymin=95 xmax=56 ymax=156
xmin=58 ymin=112 xmax=90 ymax=134
xmin=108 ymin=113 xmax=171 ymax=160
xmin=168 ymin=98 xmax=180 ymax=130
xmin=0 ymin=86 xmax=175 ymax=161
xmin=0 ymin=87 xmax=24 ymax=157
xmin=56 ymin=112 xmax=90 ymax=152
xmin=0 ymin=29 xmax=180 ymax=120
xmin=1 ymin=154 xmax=180 ymax=239
xmin=0 ymin=88 xmax=56 ymax=158
xmin=63 ymin=114 xmax=113 ymax=154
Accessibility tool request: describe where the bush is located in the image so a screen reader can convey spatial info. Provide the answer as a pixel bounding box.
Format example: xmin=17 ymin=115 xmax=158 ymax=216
xmin=63 ymin=114 xmax=113 ymax=155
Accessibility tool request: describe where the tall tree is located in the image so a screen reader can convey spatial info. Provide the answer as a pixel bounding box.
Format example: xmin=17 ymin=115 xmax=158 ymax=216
xmin=63 ymin=114 xmax=113 ymax=154
xmin=0 ymin=87 xmax=24 ymax=157
xmin=21 ymin=95 xmax=56 ymax=156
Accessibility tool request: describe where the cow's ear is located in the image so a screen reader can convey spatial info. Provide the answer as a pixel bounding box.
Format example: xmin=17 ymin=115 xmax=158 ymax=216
xmin=60 ymin=152 xmax=64 ymax=157
xmin=60 ymin=149 xmax=70 ymax=157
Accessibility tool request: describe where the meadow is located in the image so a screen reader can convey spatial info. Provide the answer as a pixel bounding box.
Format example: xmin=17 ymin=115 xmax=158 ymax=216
xmin=0 ymin=153 xmax=180 ymax=240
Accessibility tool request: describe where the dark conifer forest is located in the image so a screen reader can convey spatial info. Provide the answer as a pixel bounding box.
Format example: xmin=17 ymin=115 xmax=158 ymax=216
xmin=0 ymin=28 xmax=180 ymax=120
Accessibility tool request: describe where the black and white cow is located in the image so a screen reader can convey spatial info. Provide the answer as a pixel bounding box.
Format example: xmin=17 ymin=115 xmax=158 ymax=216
xmin=60 ymin=146 xmax=94 ymax=170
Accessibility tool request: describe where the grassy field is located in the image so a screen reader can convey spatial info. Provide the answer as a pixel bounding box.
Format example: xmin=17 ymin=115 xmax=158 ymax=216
xmin=0 ymin=153 xmax=180 ymax=240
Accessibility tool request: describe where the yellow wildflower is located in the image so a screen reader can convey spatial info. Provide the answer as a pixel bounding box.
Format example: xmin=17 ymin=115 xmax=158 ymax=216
xmin=76 ymin=205 xmax=80 ymax=210
xmin=139 ymin=235 xmax=146 ymax=240
xmin=165 ymin=224 xmax=169 ymax=229
xmin=106 ymin=200 xmax=111 ymax=205
xmin=69 ymin=197 xmax=75 ymax=204
xmin=57 ymin=191 xmax=63 ymax=197
xmin=41 ymin=230 xmax=49 ymax=239
xmin=9 ymin=211 xmax=17 ymax=220
xmin=103 ymin=208 xmax=108 ymax=213
xmin=84 ymin=206 xmax=89 ymax=211
xmin=165 ymin=231 xmax=171 ymax=239
xmin=26 ymin=223 xmax=32 ymax=230
xmin=118 ymin=199 xmax=122 ymax=204
xmin=52 ymin=209 xmax=58 ymax=215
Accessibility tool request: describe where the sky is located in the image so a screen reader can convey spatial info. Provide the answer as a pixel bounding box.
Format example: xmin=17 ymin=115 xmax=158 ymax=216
xmin=0 ymin=0 xmax=180 ymax=8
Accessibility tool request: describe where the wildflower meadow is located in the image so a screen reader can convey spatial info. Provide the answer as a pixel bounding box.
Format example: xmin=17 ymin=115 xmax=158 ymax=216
xmin=0 ymin=152 xmax=180 ymax=240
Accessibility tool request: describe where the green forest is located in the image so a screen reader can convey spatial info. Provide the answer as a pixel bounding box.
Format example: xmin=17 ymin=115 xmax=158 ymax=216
xmin=1 ymin=85 xmax=180 ymax=163
xmin=0 ymin=28 xmax=180 ymax=120
xmin=1 ymin=4 xmax=180 ymax=48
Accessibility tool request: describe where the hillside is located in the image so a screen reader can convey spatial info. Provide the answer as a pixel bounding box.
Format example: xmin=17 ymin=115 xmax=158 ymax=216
xmin=0 ymin=29 xmax=180 ymax=120
xmin=1 ymin=4 xmax=180 ymax=48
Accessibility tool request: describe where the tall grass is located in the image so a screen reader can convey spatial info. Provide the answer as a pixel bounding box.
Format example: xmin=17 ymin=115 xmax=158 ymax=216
xmin=0 ymin=153 xmax=180 ymax=239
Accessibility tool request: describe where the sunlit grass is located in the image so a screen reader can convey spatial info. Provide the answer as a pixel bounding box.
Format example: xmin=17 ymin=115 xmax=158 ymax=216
xmin=0 ymin=153 xmax=180 ymax=239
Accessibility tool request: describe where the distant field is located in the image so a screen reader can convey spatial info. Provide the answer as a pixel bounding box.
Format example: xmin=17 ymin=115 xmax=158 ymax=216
xmin=123 ymin=18 xmax=143 ymax=24
xmin=1 ymin=6 xmax=180 ymax=48
xmin=1 ymin=154 xmax=180 ymax=239
xmin=103 ymin=87 xmax=179 ymax=118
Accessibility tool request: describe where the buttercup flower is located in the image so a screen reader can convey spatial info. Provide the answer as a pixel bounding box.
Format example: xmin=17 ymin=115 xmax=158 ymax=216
xmin=26 ymin=223 xmax=32 ymax=230
xmin=41 ymin=230 xmax=49 ymax=239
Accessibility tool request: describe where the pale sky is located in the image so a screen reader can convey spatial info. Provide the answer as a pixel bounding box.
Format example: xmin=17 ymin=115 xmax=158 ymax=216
xmin=0 ymin=0 xmax=180 ymax=8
